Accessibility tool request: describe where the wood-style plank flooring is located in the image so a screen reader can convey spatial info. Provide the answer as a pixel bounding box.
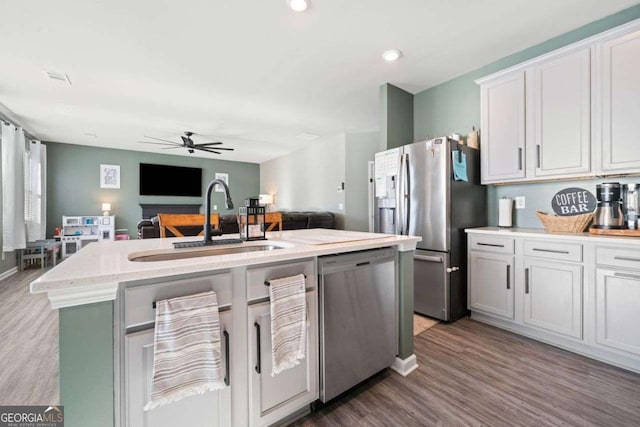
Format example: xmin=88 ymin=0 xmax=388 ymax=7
xmin=0 ymin=268 xmax=58 ymax=405
xmin=3 ymin=268 xmax=640 ymax=425
xmin=295 ymin=319 xmax=640 ymax=427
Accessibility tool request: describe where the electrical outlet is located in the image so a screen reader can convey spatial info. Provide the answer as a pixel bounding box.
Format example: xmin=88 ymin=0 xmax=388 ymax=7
xmin=338 ymin=203 xmax=344 ymax=210
xmin=515 ymin=196 xmax=526 ymax=210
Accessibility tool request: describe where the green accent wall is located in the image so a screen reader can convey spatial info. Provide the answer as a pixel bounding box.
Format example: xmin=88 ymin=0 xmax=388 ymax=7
xmin=59 ymin=301 xmax=114 ymax=427
xmin=344 ymin=131 xmax=378 ymax=232
xmin=46 ymin=143 xmax=260 ymax=238
xmin=380 ymin=84 xmax=414 ymax=150
xmin=413 ymin=4 xmax=640 ymax=227
xmin=397 ymin=248 xmax=414 ymax=359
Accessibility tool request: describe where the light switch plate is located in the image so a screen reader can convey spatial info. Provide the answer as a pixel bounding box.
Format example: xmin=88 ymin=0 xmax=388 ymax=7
xmin=213 ymin=205 xmax=218 ymax=211
xmin=338 ymin=203 xmax=344 ymax=210
xmin=515 ymin=196 xmax=526 ymax=210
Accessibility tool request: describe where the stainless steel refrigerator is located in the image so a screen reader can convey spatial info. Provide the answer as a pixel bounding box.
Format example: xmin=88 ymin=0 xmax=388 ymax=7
xmin=372 ymin=137 xmax=487 ymax=321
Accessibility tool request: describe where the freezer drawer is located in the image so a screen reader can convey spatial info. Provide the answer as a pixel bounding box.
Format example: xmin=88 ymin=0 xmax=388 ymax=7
xmin=318 ymin=248 xmax=396 ymax=402
xmin=414 ymin=250 xmax=450 ymax=321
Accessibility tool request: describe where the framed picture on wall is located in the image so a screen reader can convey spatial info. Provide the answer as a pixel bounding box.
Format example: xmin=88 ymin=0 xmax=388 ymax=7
xmin=214 ymin=172 xmax=229 ymax=192
xmin=100 ymin=164 xmax=121 ymax=189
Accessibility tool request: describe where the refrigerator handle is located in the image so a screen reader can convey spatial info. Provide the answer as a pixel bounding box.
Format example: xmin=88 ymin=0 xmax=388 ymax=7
xmin=403 ymin=153 xmax=410 ymax=236
xmin=396 ymin=154 xmax=404 ymax=235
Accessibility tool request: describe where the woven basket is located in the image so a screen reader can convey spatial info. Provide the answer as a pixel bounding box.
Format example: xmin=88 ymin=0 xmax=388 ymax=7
xmin=536 ymin=211 xmax=594 ymax=233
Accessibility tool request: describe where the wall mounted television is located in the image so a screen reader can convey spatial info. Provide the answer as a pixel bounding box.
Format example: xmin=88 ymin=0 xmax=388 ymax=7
xmin=139 ymin=163 xmax=203 ymax=197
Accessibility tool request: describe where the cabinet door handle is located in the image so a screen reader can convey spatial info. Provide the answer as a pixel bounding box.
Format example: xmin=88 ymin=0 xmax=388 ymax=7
xmin=614 ymin=256 xmax=640 ymax=263
xmin=506 ymin=265 xmax=511 ymax=290
xmin=614 ymin=272 xmax=640 ymax=280
xmin=536 ymin=144 xmax=541 ymax=169
xmin=532 ymin=248 xmax=570 ymax=254
xmin=478 ymin=242 xmax=505 ymax=248
xmin=525 ymin=268 xmax=530 ymax=294
xmin=254 ymin=322 xmax=261 ymax=374
xmin=518 ymin=148 xmax=523 ymax=171
xmin=223 ymin=330 xmax=230 ymax=386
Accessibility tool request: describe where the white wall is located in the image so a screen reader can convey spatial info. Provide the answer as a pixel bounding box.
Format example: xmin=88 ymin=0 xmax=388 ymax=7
xmin=260 ymin=134 xmax=346 ymax=229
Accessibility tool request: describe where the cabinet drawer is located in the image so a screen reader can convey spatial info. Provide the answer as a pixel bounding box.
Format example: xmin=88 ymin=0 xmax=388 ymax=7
xmin=247 ymin=259 xmax=315 ymax=302
xmin=125 ymin=272 xmax=232 ymax=328
xmin=469 ymin=235 xmax=515 ymax=254
xmin=523 ymin=240 xmax=582 ymax=262
xmin=596 ymin=246 xmax=640 ymax=270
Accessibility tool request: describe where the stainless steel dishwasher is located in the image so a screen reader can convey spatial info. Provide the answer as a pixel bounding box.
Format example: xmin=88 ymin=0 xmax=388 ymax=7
xmin=318 ymin=247 xmax=397 ymax=403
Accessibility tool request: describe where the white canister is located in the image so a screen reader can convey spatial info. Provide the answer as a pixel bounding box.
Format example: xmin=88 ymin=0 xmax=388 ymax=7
xmin=498 ymin=197 xmax=513 ymax=227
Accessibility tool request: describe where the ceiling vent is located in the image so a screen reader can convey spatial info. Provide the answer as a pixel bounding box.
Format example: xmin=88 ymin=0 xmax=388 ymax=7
xmin=43 ymin=71 xmax=72 ymax=86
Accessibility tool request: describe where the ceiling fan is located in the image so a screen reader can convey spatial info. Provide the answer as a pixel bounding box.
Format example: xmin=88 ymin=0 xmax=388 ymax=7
xmin=138 ymin=131 xmax=234 ymax=155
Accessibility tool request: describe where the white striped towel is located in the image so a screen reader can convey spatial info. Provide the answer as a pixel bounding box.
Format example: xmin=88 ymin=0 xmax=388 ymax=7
xmin=269 ymin=273 xmax=307 ymax=376
xmin=144 ymin=291 xmax=224 ymax=411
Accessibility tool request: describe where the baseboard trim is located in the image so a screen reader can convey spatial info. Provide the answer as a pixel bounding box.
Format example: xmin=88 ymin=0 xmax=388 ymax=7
xmin=390 ymin=354 xmax=418 ymax=377
xmin=0 ymin=267 xmax=18 ymax=282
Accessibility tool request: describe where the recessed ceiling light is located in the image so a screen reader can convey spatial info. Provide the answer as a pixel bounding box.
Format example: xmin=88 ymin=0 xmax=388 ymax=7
xmin=43 ymin=70 xmax=72 ymax=85
xmin=382 ymin=50 xmax=402 ymax=62
xmin=287 ymin=0 xmax=309 ymax=12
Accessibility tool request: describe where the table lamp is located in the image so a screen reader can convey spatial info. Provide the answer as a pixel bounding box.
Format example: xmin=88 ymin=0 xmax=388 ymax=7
xmin=102 ymin=203 xmax=111 ymax=216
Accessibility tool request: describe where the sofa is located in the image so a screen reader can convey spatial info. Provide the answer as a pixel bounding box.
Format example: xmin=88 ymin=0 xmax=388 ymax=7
xmin=137 ymin=211 xmax=336 ymax=239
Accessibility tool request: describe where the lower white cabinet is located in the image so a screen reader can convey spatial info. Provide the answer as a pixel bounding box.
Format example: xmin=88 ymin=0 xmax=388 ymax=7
xmin=595 ymin=269 xmax=640 ymax=357
xmin=124 ymin=310 xmax=232 ymax=427
xmin=523 ymin=259 xmax=583 ymax=339
xmin=247 ymin=291 xmax=318 ymax=427
xmin=468 ymin=252 xmax=514 ymax=319
xmin=468 ymin=230 xmax=640 ymax=374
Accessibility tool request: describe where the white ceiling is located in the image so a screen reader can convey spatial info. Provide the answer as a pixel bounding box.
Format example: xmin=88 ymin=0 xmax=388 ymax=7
xmin=0 ymin=0 xmax=637 ymax=163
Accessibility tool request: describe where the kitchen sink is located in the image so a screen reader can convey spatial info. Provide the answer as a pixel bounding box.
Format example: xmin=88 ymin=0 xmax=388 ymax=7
xmin=129 ymin=244 xmax=283 ymax=262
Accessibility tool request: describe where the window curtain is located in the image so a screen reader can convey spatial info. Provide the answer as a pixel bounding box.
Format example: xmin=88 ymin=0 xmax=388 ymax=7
xmin=25 ymin=140 xmax=46 ymax=241
xmin=1 ymin=123 xmax=26 ymax=251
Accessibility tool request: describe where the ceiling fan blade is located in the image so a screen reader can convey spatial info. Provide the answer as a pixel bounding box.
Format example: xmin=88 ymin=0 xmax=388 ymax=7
xmin=143 ymin=135 xmax=180 ymax=144
xmin=197 ymin=142 xmax=223 ymax=146
xmin=137 ymin=141 xmax=181 ymax=147
xmin=197 ymin=147 xmax=222 ymax=154
xmin=205 ymin=147 xmax=234 ymax=151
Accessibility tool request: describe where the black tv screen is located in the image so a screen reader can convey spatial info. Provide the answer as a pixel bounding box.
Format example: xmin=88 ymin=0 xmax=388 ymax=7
xmin=139 ymin=163 xmax=202 ymax=197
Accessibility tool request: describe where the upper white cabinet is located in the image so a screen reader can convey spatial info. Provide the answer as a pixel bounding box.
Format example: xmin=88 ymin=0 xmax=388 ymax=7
xmin=530 ymin=48 xmax=592 ymax=178
xmin=601 ymin=28 xmax=640 ymax=173
xmin=477 ymin=21 xmax=640 ymax=184
xmin=480 ymin=72 xmax=526 ymax=183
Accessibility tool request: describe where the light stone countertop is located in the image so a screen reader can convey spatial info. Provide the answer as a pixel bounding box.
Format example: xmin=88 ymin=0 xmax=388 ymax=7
xmin=466 ymin=226 xmax=640 ymax=246
xmin=31 ymin=229 xmax=420 ymax=295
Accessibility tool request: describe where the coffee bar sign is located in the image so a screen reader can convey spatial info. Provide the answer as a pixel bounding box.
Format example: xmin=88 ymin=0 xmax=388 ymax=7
xmin=552 ymin=187 xmax=597 ymax=216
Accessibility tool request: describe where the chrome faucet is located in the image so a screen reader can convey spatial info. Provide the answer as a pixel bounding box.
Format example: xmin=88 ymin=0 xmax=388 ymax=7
xmin=204 ymin=179 xmax=234 ymax=243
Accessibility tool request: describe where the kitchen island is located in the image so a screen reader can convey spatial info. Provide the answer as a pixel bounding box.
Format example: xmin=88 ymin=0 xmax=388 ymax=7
xmin=31 ymin=229 xmax=420 ymax=427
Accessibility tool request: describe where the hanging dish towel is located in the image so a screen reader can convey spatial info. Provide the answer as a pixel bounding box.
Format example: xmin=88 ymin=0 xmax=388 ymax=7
xmin=269 ymin=274 xmax=307 ymax=376
xmin=144 ymin=291 xmax=224 ymax=411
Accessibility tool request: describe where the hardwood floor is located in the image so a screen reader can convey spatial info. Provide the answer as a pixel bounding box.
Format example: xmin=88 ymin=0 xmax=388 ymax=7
xmin=295 ymin=319 xmax=640 ymax=427
xmin=2 ymin=268 xmax=640 ymax=425
xmin=0 ymin=268 xmax=58 ymax=405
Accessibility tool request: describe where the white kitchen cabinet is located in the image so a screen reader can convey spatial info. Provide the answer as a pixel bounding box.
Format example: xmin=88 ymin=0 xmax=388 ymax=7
xmin=480 ymin=71 xmax=526 ymax=183
xmin=468 ymin=252 xmax=514 ymax=320
xmin=595 ymin=269 xmax=640 ymax=356
xmin=531 ymin=48 xmax=591 ymax=178
xmin=523 ymin=258 xmax=583 ymax=339
xmin=600 ymin=28 xmax=640 ymax=173
xmin=124 ymin=310 xmax=232 ymax=427
xmin=247 ymin=291 xmax=318 ymax=427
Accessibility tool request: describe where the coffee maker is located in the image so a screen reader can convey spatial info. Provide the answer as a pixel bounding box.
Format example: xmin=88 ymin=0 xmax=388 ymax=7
xmin=623 ymin=184 xmax=639 ymax=230
xmin=593 ymin=183 xmax=625 ymax=229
